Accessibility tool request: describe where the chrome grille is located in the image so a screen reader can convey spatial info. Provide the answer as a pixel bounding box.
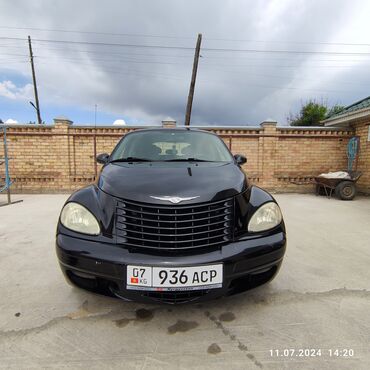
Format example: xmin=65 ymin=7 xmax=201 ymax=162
xmin=115 ymin=198 xmax=234 ymax=250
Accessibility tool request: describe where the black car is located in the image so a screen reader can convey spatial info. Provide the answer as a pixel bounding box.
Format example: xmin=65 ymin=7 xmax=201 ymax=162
xmin=56 ymin=128 xmax=286 ymax=304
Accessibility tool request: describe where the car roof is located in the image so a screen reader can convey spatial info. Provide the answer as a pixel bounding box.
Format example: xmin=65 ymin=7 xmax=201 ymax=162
xmin=132 ymin=127 xmax=208 ymax=133
xmin=123 ymin=127 xmax=217 ymax=137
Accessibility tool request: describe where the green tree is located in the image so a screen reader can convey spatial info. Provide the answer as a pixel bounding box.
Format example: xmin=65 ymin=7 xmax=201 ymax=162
xmin=288 ymin=100 xmax=327 ymax=126
xmin=326 ymin=104 xmax=345 ymax=118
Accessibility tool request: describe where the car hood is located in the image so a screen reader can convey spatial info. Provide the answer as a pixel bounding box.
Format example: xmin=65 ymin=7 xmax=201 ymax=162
xmin=98 ymin=162 xmax=247 ymax=204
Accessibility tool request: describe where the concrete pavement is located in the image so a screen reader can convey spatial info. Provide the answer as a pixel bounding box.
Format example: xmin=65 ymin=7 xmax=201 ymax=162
xmin=0 ymin=193 xmax=369 ymax=369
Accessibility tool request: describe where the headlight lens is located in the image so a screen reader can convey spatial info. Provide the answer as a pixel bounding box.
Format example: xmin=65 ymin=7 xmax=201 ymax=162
xmin=60 ymin=202 xmax=100 ymax=235
xmin=248 ymin=202 xmax=282 ymax=232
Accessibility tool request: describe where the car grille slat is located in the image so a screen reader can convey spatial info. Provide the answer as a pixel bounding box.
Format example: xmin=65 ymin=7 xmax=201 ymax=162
xmin=115 ymin=198 xmax=234 ymax=250
xmin=117 ymin=225 xmax=228 ymax=238
xmin=117 ymin=204 xmax=231 ymax=218
xmin=121 ymin=197 xmax=231 ymax=209
xmin=116 ymin=211 xmax=232 ymax=224
xmin=121 ymin=237 xmax=231 ymax=251
xmin=119 ymin=232 xmax=229 ymax=245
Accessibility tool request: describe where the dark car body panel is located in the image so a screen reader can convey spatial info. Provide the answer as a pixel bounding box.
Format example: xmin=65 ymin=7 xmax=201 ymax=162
xmin=56 ymin=128 xmax=286 ymax=304
xmin=57 ymin=231 xmax=285 ymax=303
xmin=98 ymin=161 xmax=246 ymax=204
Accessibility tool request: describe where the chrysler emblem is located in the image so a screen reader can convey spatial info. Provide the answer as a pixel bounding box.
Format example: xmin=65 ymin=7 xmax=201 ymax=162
xmin=150 ymin=196 xmax=200 ymax=204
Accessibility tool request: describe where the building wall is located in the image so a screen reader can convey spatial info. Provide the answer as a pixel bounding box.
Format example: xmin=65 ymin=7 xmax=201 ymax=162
xmin=0 ymin=120 xmax=357 ymax=193
xmin=353 ymin=118 xmax=370 ymax=193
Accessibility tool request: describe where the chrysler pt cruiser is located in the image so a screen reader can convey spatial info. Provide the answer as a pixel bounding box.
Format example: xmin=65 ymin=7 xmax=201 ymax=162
xmin=56 ymin=128 xmax=286 ymax=304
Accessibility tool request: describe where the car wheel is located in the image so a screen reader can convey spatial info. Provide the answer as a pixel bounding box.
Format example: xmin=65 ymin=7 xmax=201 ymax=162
xmin=335 ymin=181 xmax=356 ymax=200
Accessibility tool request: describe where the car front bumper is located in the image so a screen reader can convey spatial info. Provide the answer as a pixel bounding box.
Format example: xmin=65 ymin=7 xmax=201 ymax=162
xmin=56 ymin=232 xmax=286 ymax=304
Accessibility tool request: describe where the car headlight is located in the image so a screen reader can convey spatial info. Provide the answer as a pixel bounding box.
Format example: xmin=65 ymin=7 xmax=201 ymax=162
xmin=248 ymin=202 xmax=282 ymax=232
xmin=60 ymin=202 xmax=100 ymax=235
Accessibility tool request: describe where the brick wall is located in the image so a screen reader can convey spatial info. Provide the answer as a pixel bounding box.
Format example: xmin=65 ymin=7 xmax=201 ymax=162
xmin=353 ymin=119 xmax=370 ymax=193
xmin=1 ymin=119 xmax=362 ymax=193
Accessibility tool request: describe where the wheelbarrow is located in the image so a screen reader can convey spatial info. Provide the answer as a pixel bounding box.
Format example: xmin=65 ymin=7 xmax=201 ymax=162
xmin=314 ymin=171 xmax=362 ymax=200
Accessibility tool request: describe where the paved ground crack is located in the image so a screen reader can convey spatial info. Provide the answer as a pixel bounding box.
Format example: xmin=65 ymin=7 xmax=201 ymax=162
xmin=1 ymin=288 xmax=367 ymax=339
xmin=204 ymin=311 xmax=263 ymax=368
xmin=0 ymin=308 xmax=116 ymax=338
xmin=249 ymin=288 xmax=370 ymax=306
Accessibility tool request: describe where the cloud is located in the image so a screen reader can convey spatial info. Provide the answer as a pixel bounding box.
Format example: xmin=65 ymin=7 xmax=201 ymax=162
xmin=5 ymin=118 xmax=18 ymax=124
xmin=0 ymin=80 xmax=33 ymax=101
xmin=0 ymin=0 xmax=370 ymax=125
xmin=113 ymin=119 xmax=126 ymax=126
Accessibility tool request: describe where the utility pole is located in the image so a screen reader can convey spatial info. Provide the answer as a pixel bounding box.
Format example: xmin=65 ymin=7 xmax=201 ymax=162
xmin=28 ymin=36 xmax=42 ymax=125
xmin=93 ymin=104 xmax=97 ymax=179
xmin=184 ymin=33 xmax=202 ymax=126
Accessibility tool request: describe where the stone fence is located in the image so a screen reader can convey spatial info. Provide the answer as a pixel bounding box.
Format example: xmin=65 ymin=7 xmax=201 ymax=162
xmin=0 ymin=118 xmax=361 ymax=193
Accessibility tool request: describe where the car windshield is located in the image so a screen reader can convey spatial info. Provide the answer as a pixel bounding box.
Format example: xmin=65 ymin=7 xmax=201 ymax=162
xmin=110 ymin=130 xmax=233 ymax=162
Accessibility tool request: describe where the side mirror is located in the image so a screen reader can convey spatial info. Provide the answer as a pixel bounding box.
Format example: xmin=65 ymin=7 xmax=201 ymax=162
xmin=234 ymin=154 xmax=247 ymax=165
xmin=96 ymin=153 xmax=110 ymax=164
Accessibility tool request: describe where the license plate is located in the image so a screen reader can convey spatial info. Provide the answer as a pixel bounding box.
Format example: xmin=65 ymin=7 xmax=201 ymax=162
xmin=126 ymin=264 xmax=223 ymax=291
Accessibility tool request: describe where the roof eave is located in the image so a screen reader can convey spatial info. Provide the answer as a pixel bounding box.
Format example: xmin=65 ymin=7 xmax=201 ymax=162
xmin=322 ymin=107 xmax=370 ymax=127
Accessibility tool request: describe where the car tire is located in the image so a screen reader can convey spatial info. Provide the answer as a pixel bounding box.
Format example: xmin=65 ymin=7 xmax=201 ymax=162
xmin=335 ymin=181 xmax=356 ymax=200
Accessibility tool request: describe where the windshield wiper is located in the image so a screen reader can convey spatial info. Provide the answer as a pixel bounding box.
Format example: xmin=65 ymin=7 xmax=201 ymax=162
xmin=164 ymin=158 xmax=213 ymax=162
xmin=110 ymin=157 xmax=152 ymax=163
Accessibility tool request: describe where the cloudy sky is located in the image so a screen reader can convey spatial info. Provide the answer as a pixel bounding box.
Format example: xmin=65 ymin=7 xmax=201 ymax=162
xmin=0 ymin=0 xmax=370 ymax=126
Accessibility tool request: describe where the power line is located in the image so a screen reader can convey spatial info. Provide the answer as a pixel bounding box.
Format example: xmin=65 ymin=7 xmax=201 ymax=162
xmin=1 ymin=59 xmax=365 ymax=95
xmin=35 ymin=55 xmax=189 ymax=66
xmin=32 ymin=47 xmax=194 ymax=58
xmin=0 ymin=43 xmax=27 ymax=48
xmin=0 ymin=53 xmax=29 ymax=57
xmin=27 ymin=48 xmax=370 ymax=62
xmin=204 ymin=37 xmax=370 ymax=47
xmin=0 ymin=26 xmax=195 ymax=40
xmin=203 ymin=48 xmax=370 ymax=56
xmin=202 ymin=53 xmax=370 ymax=61
xmin=0 ymin=36 xmax=195 ymax=50
xmin=32 ymin=55 xmax=368 ymax=69
xmin=196 ymin=79 xmax=366 ymax=94
xmin=0 ymin=60 xmax=29 ymax=64
xmin=5 ymin=42 xmax=370 ymax=61
xmin=0 ymin=37 xmax=27 ymax=42
xmin=0 ymin=44 xmax=195 ymax=60
xmin=33 ymin=59 xmax=368 ymax=94
xmin=0 ymin=34 xmax=368 ymax=97
xmin=201 ymin=62 xmax=368 ymax=68
xmin=205 ymin=65 xmax=366 ymax=69
xmin=33 ymin=37 xmax=195 ymax=50
xmin=1 ymin=46 xmax=369 ymax=70
xmin=35 ymin=61 xmax=188 ymax=81
xmin=2 ymin=36 xmax=370 ymax=56
xmin=3 ymin=44 xmax=370 ymax=63
xmin=20 ymin=48 xmax=368 ymax=69
xmin=220 ymin=72 xmax=370 ymax=87
xmin=1 ymin=25 xmax=370 ymax=47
